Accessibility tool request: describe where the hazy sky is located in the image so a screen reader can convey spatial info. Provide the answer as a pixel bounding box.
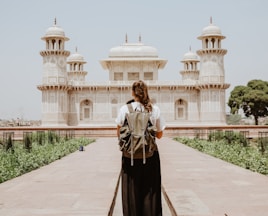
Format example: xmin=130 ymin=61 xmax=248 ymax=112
xmin=0 ymin=0 xmax=267 ymax=120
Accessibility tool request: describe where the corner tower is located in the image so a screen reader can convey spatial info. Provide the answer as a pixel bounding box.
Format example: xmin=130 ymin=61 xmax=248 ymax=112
xmin=37 ymin=19 xmax=70 ymax=126
xmin=197 ymin=18 xmax=230 ymax=124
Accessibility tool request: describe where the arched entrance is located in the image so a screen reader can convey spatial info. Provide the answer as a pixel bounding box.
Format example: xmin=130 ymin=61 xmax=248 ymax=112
xmin=80 ymin=99 xmax=93 ymax=122
xmin=175 ymin=99 xmax=187 ymax=120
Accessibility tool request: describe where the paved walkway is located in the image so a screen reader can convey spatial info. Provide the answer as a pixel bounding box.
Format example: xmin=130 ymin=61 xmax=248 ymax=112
xmin=1 ymin=137 xmax=268 ymax=216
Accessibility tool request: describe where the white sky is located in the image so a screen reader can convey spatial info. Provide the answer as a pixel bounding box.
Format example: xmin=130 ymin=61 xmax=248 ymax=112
xmin=0 ymin=0 xmax=267 ymax=120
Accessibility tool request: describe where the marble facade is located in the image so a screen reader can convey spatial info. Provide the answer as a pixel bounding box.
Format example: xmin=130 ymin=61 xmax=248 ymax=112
xmin=37 ymin=19 xmax=229 ymax=126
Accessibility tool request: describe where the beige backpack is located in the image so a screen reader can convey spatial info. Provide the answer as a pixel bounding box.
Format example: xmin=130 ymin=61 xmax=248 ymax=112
xmin=118 ymin=104 xmax=157 ymax=166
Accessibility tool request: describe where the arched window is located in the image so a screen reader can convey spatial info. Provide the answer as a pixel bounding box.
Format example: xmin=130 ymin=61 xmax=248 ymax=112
xmin=58 ymin=40 xmax=62 ymax=50
xmin=52 ymin=39 xmax=56 ymax=50
xmin=205 ymin=39 xmax=209 ymax=49
xmin=175 ymin=99 xmax=188 ymax=120
xmin=211 ymin=38 xmax=215 ymax=48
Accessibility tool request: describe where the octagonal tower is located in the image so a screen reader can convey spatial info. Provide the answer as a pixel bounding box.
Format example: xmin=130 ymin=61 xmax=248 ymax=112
xmin=37 ymin=19 xmax=70 ymax=126
xmin=197 ymin=18 xmax=230 ymax=124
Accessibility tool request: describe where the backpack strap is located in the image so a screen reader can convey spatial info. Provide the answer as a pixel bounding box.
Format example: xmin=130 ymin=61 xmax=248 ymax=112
xmin=126 ymin=103 xmax=134 ymax=165
xmin=127 ymin=103 xmax=134 ymax=113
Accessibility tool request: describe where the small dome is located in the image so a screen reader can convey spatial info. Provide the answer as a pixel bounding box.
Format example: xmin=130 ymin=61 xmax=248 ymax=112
xmin=67 ymin=52 xmax=86 ymax=63
xmin=202 ymin=24 xmax=221 ymax=36
xmin=198 ymin=22 xmax=225 ymax=39
xmin=45 ymin=25 xmax=65 ymax=37
xmin=42 ymin=20 xmax=69 ymax=41
xmin=109 ymin=43 xmax=158 ymax=58
xmin=182 ymin=51 xmax=199 ymax=61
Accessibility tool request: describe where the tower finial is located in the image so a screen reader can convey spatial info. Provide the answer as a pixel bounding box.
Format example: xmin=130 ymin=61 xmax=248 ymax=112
xmin=189 ymin=46 xmax=191 ymax=52
xmin=125 ymin=33 xmax=128 ymax=43
xmin=54 ymin=17 xmax=57 ymax=25
xmin=210 ymin=16 xmax=213 ymax=24
xmin=75 ymin=46 xmax=78 ymax=53
xmin=139 ymin=33 xmax=141 ymax=43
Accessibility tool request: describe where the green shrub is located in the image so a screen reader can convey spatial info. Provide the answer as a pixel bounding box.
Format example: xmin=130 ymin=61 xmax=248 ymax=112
xmin=0 ymin=135 xmax=95 ymax=183
xmin=174 ymin=137 xmax=268 ymax=175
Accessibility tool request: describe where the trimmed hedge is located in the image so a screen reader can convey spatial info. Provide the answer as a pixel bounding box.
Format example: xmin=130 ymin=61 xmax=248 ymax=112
xmin=0 ymin=136 xmax=94 ymax=183
xmin=174 ymin=136 xmax=268 ymax=175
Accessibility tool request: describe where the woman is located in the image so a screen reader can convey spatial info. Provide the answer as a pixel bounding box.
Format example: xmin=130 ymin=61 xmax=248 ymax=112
xmin=115 ymin=80 xmax=165 ymax=216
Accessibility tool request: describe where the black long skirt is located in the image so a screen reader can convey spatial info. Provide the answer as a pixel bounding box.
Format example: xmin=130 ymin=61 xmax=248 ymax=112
xmin=121 ymin=151 xmax=162 ymax=216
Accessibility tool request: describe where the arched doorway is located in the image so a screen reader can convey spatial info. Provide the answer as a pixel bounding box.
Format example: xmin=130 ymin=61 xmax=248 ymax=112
xmin=175 ymin=99 xmax=187 ymax=120
xmin=80 ymin=99 xmax=93 ymax=121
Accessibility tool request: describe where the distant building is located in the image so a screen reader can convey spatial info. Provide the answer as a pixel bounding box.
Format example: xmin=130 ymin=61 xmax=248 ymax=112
xmin=37 ymin=19 xmax=230 ymax=126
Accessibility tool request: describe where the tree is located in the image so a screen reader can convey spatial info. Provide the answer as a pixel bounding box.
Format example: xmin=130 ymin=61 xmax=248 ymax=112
xmin=228 ymin=79 xmax=268 ymax=125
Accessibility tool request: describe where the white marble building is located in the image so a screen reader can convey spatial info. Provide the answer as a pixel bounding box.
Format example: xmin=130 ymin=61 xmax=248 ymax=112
xmin=37 ymin=19 xmax=230 ymax=126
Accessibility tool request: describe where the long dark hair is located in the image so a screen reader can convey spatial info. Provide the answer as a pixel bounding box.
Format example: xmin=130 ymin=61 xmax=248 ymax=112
xmin=132 ymin=80 xmax=152 ymax=112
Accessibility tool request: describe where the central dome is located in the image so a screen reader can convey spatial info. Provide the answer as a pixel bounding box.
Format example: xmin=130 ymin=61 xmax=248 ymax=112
xmin=109 ymin=43 xmax=158 ymax=58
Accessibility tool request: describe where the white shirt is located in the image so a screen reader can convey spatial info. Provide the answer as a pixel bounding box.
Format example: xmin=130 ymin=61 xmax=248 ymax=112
xmin=115 ymin=101 xmax=166 ymax=132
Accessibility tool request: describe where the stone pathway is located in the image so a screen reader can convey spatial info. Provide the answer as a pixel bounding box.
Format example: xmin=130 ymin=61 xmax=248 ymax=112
xmin=1 ymin=137 xmax=268 ymax=216
xmin=158 ymin=137 xmax=268 ymax=216
xmin=0 ymin=138 xmax=121 ymax=216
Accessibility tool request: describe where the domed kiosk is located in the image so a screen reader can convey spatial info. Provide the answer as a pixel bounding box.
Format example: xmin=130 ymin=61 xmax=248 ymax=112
xmin=67 ymin=49 xmax=87 ymax=85
xmin=180 ymin=48 xmax=200 ymax=84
